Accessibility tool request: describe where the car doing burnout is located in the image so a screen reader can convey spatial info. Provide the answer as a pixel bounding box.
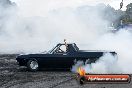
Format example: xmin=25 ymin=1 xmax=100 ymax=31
xmin=16 ymin=43 xmax=117 ymax=71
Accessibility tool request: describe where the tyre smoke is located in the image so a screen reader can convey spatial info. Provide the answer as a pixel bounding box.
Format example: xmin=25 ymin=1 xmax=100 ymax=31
xmin=0 ymin=0 xmax=132 ymax=73
xmin=0 ymin=0 xmax=110 ymax=53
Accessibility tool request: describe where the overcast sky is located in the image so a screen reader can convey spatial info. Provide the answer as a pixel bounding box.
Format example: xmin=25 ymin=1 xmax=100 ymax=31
xmin=11 ymin=0 xmax=132 ymax=17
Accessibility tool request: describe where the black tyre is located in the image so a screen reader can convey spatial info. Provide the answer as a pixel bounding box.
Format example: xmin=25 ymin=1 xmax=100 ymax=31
xmin=77 ymin=76 xmax=85 ymax=85
xmin=27 ymin=60 xmax=39 ymax=71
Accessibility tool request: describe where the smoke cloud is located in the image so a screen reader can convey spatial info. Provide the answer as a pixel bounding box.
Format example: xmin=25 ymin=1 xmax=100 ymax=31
xmin=0 ymin=0 xmax=110 ymax=53
xmin=0 ymin=0 xmax=132 ymax=73
xmin=72 ymin=29 xmax=132 ymax=74
xmin=72 ymin=53 xmax=121 ymax=74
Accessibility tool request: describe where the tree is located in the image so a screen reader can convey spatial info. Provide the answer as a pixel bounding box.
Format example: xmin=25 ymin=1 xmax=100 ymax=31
xmin=124 ymin=3 xmax=132 ymax=23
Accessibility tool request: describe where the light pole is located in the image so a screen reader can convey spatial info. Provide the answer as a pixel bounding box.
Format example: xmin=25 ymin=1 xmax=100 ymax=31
xmin=120 ymin=0 xmax=123 ymax=9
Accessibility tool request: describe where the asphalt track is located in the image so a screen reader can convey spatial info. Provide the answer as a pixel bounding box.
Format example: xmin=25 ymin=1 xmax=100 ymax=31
xmin=0 ymin=54 xmax=131 ymax=88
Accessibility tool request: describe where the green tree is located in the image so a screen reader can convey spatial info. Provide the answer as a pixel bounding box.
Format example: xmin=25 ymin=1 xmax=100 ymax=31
xmin=124 ymin=3 xmax=132 ymax=23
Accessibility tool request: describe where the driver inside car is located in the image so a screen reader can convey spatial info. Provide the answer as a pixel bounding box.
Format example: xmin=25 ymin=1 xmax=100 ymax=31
xmin=55 ymin=39 xmax=68 ymax=53
xmin=58 ymin=45 xmax=66 ymax=53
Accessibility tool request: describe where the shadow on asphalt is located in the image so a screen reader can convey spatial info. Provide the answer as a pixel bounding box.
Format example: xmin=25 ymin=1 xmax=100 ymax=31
xmin=18 ymin=67 xmax=71 ymax=72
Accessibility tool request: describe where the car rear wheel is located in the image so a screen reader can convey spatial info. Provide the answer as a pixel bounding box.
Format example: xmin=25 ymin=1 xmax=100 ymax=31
xmin=27 ymin=60 xmax=39 ymax=71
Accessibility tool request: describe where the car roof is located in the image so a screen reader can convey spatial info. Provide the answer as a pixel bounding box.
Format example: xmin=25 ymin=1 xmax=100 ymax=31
xmin=57 ymin=43 xmax=75 ymax=45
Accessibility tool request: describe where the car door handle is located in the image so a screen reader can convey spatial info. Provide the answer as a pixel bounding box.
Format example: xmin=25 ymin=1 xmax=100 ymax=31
xmin=63 ymin=54 xmax=67 ymax=55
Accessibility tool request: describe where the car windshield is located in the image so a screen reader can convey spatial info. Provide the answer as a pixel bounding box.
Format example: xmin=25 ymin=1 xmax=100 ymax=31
xmin=47 ymin=44 xmax=60 ymax=54
xmin=47 ymin=44 xmax=68 ymax=54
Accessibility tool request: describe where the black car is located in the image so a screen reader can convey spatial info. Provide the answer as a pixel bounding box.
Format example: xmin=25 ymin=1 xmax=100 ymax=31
xmin=16 ymin=43 xmax=117 ymax=71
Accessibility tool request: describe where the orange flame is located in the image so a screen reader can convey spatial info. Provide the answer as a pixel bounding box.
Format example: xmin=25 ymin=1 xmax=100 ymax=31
xmin=78 ymin=67 xmax=86 ymax=76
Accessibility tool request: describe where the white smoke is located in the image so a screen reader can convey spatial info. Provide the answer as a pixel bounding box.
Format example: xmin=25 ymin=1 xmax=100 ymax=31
xmin=84 ymin=53 xmax=121 ymax=74
xmin=89 ymin=29 xmax=132 ymax=73
xmin=72 ymin=29 xmax=132 ymax=74
xmin=71 ymin=53 xmax=120 ymax=74
xmin=71 ymin=60 xmax=84 ymax=72
xmin=0 ymin=0 xmax=110 ymax=53
xmin=0 ymin=0 xmax=132 ymax=73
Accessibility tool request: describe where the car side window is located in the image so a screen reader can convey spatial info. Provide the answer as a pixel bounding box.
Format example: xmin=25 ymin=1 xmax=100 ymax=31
xmin=55 ymin=45 xmax=67 ymax=54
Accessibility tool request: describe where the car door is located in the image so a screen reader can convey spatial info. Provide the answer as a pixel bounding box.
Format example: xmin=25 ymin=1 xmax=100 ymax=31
xmin=40 ymin=44 xmax=75 ymax=69
xmin=51 ymin=44 xmax=74 ymax=68
xmin=51 ymin=44 xmax=67 ymax=68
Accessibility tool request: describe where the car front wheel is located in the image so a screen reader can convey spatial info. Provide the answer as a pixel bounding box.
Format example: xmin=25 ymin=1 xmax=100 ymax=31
xmin=27 ymin=60 xmax=39 ymax=71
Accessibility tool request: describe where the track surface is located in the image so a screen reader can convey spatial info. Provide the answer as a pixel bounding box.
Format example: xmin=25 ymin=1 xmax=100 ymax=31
xmin=0 ymin=54 xmax=131 ymax=88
